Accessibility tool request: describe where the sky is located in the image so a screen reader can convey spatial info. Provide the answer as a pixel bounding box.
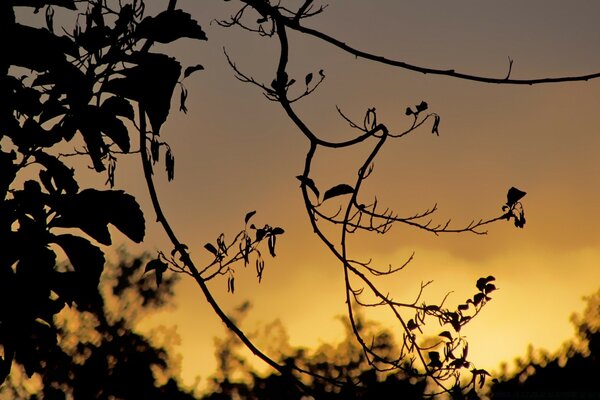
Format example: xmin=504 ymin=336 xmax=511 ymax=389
xmin=61 ymin=0 xmax=600 ymax=391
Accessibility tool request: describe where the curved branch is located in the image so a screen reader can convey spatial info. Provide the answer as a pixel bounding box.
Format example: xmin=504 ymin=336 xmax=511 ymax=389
xmin=240 ymin=0 xmax=600 ymax=85
xmin=137 ymin=105 xmax=312 ymax=395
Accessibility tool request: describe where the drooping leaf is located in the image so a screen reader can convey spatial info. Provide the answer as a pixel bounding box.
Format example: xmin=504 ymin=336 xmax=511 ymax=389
xmin=506 ymin=187 xmax=526 ymax=207
xmin=323 ymin=184 xmax=354 ymax=201
xmin=165 ymin=148 xmax=175 ymax=181
xmin=432 ymin=114 xmax=441 ymax=136
xmin=296 ymin=175 xmax=319 ymax=199
xmin=179 ymin=86 xmax=188 ymax=113
xmin=268 ymin=235 xmax=277 ymax=257
xmin=144 ymin=259 xmax=168 ymax=287
xmin=244 ymin=210 xmax=256 ymax=224
xmin=184 ymin=64 xmax=204 ymax=78
xmin=136 ymin=9 xmax=207 ymax=44
xmin=99 ymin=113 xmax=130 ymax=153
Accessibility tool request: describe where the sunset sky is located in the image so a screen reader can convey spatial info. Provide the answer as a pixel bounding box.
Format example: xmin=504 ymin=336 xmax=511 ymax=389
xmin=85 ymin=0 xmax=600 ymax=390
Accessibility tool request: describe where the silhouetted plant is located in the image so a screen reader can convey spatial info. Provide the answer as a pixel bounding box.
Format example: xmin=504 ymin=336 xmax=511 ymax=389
xmin=213 ymin=0 xmax=549 ymax=395
xmin=490 ymin=288 xmax=600 ymax=397
xmin=202 ymin=303 xmax=429 ymax=400
xmin=3 ymin=0 xmax=599 ymax=398
xmin=0 ymin=0 xmax=206 ymax=384
xmin=0 ymin=251 xmax=194 ymax=399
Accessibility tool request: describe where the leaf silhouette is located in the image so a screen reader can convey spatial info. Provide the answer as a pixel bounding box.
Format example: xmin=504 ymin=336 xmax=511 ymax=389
xmin=136 ymin=9 xmax=207 ymax=44
xmin=103 ymin=52 xmax=181 ymax=133
xmin=296 ymin=175 xmax=319 ymax=198
xmin=244 ymin=210 xmax=256 ymax=224
xmin=506 ymin=187 xmax=526 ymax=207
xmin=415 ymin=101 xmax=428 ymax=113
xmin=51 ymin=189 xmax=145 ymax=245
xmin=305 ymin=72 xmax=313 ymax=85
xmin=204 ymin=243 xmax=218 ymax=256
xmin=432 ymin=114 xmax=441 ymax=136
xmin=184 ymin=64 xmax=204 ymax=78
xmin=323 ymin=184 xmax=354 ymax=201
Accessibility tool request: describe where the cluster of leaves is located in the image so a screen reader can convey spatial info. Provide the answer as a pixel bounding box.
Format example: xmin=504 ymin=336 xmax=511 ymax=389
xmin=502 ymin=187 xmax=527 ymax=228
xmin=0 ymin=0 xmax=205 ymax=383
xmin=144 ymin=211 xmax=285 ymax=295
xmin=0 ymin=252 xmax=195 ymax=400
xmin=202 ymin=305 xmax=429 ymax=400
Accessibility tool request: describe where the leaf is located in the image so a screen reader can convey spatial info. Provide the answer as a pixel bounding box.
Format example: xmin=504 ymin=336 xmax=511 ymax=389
xmin=407 ymin=319 xmax=418 ymax=331
xmin=458 ymin=303 xmax=469 ymax=311
xmin=165 ymin=148 xmax=175 ymax=181
xmin=476 ymin=275 xmax=495 ymax=291
xmin=179 ymin=86 xmax=188 ymax=114
xmin=271 ymin=227 xmax=285 ymax=235
xmin=244 ymin=210 xmax=256 ymax=224
xmin=415 ymin=101 xmax=428 ymax=113
xmin=144 ymin=259 xmax=168 ymax=286
xmin=144 ymin=258 xmax=166 ymax=273
xmin=473 ymin=293 xmax=485 ymax=306
xmin=439 ymin=331 xmax=453 ymax=341
xmin=323 ymin=184 xmax=354 ymax=201
xmin=51 ymin=189 xmax=145 ymax=245
xmin=432 ymin=114 xmax=441 ymax=136
xmin=296 ymin=175 xmax=319 ymax=199
xmin=52 ymin=234 xmax=104 ymax=283
xmin=204 ymin=243 xmax=218 ymax=256
xmin=268 ymin=235 xmax=277 ymax=257
xmin=305 ymin=72 xmax=313 ymax=86
xmin=184 ymin=64 xmax=204 ymax=78
xmin=506 ymin=187 xmax=526 ymax=207
xmin=103 ymin=52 xmax=181 ymax=133
xmin=136 ymin=9 xmax=207 ymax=43
xmin=484 ymin=283 xmax=497 ymax=294
xmin=34 ymin=152 xmax=78 ymax=194
xmin=405 ymin=107 xmax=414 ymax=116
xmin=428 ymin=351 xmax=442 ymax=368
xmin=100 ymin=96 xmax=134 ymax=120
xmin=256 ymin=228 xmax=266 ymax=242
xmin=100 ymin=113 xmax=130 ymax=153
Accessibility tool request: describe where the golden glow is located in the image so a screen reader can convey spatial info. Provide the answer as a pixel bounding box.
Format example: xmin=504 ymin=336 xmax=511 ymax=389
xmin=128 ymin=0 xmax=600 ymax=390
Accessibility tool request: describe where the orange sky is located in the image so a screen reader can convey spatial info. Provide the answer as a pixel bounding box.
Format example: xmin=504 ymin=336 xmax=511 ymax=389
xmin=92 ymin=0 xmax=600 ymax=391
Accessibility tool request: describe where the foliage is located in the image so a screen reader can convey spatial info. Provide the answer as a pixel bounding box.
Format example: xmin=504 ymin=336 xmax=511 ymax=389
xmin=490 ymin=288 xmax=600 ymax=396
xmin=202 ymin=304 xmax=429 ymax=400
xmin=0 ymin=0 xmax=205 ymax=383
xmin=0 ymin=251 xmax=194 ymax=399
xmin=2 ymin=0 xmax=598 ymax=398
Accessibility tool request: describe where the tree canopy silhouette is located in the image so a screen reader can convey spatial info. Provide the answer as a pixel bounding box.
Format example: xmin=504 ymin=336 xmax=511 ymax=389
xmin=2 ymin=0 xmax=599 ymax=398
xmin=0 ymin=251 xmax=195 ymax=399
